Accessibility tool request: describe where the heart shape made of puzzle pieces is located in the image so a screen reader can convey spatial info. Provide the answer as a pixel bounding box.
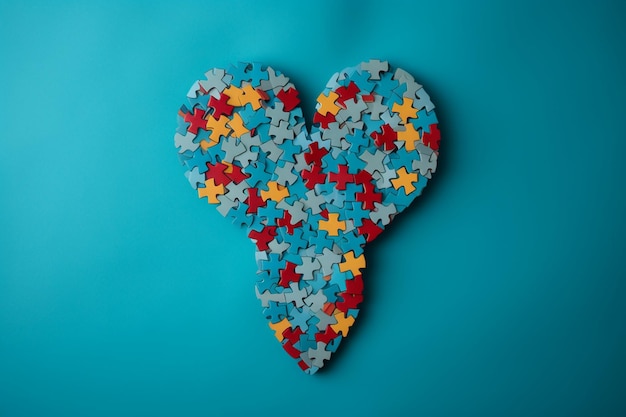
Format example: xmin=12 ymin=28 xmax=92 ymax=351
xmin=175 ymin=60 xmax=439 ymax=374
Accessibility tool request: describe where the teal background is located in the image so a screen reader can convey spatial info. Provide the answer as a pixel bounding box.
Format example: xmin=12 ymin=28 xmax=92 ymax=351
xmin=1 ymin=1 xmax=625 ymax=416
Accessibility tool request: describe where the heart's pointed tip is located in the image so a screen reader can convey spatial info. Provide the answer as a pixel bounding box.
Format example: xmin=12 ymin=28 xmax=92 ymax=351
xmin=301 ymin=363 xmax=320 ymax=375
xmin=296 ymin=346 xmax=332 ymax=375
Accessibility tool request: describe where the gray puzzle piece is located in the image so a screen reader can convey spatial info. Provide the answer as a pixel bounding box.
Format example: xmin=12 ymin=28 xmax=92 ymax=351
xmin=255 ymin=250 xmax=268 ymax=270
xmin=255 ymin=286 xmax=287 ymax=308
xmin=259 ymin=66 xmax=288 ymax=92
xmin=322 ymin=122 xmax=350 ymax=148
xmin=293 ymin=152 xmax=309 ymax=172
xmin=260 ymin=139 xmax=285 ymax=162
xmin=299 ymin=350 xmax=312 ymax=367
xmin=216 ymin=194 xmax=238 ymax=217
xmin=360 ymin=59 xmax=388 ymax=80
xmin=265 ymin=102 xmax=289 ymax=126
xmin=393 ymin=68 xmax=422 ymax=98
xmin=303 ymin=189 xmax=325 ymax=214
xmin=336 ymin=97 xmax=367 ymax=123
xmin=365 ymin=94 xmax=387 ymax=121
xmin=268 ymin=236 xmax=290 ymax=255
xmin=307 ymin=342 xmax=331 ymax=368
xmin=241 ymin=132 xmax=262 ymax=148
xmin=273 ymin=161 xmax=298 ymax=185
xmin=276 ymin=199 xmax=309 ymax=224
xmin=374 ymin=165 xmax=397 ymax=189
xmin=295 ymin=256 xmax=321 ymax=281
xmin=360 ymin=149 xmax=387 ymax=175
xmin=284 ymin=282 xmax=310 ymax=308
xmin=199 ymin=68 xmax=231 ymax=97
xmin=412 ymin=148 xmax=438 ymax=179
xmin=221 ymin=138 xmax=246 ymax=163
xmin=343 ymin=219 xmax=356 ymax=233
xmin=304 ymin=289 xmax=327 ymax=313
xmin=342 ymin=120 xmax=364 ymax=133
xmin=370 ymin=201 xmax=397 ymax=226
xmin=269 ymin=119 xmax=295 ymax=144
xmin=234 ymin=146 xmax=259 ymax=167
xmin=174 ymin=131 xmax=199 ymax=153
xmin=314 ymin=310 xmax=338 ymax=331
xmin=381 ymin=110 xmax=403 ymax=131
xmin=186 ymin=80 xmax=202 ymax=99
xmin=337 ymin=66 xmax=358 ymax=81
xmin=184 ymin=166 xmax=204 ymax=189
xmin=318 ymin=247 xmax=342 ymax=276
xmin=225 ymin=180 xmax=249 ymax=203
xmin=414 ymin=87 xmax=435 ymax=112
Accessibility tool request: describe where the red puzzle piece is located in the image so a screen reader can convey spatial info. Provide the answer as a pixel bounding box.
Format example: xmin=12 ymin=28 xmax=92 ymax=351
xmin=370 ymin=124 xmax=398 ymax=151
xmin=422 ymin=123 xmax=440 ymax=151
xmin=277 ymin=87 xmax=301 ymax=112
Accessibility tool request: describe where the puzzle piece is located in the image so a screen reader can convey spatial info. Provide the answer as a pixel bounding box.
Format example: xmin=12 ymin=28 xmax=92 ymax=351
xmin=174 ymin=61 xmax=440 ymax=374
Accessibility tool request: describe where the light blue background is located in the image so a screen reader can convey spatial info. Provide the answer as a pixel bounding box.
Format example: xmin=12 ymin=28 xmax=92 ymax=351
xmin=1 ymin=1 xmax=625 ymax=416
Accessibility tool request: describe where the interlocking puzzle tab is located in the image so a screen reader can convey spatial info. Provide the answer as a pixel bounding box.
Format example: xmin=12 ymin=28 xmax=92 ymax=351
xmin=175 ymin=60 xmax=440 ymax=374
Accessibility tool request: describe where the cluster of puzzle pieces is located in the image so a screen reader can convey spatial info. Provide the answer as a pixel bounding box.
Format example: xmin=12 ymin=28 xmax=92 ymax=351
xmin=175 ymin=60 xmax=439 ymax=374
